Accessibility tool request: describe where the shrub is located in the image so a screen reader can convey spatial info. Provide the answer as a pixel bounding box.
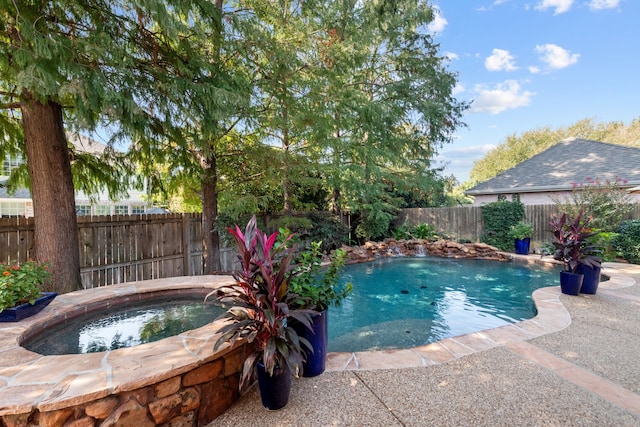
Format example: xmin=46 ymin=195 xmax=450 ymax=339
xmin=553 ymin=177 xmax=633 ymax=232
xmin=393 ymin=225 xmax=412 ymax=240
xmin=481 ymin=196 xmax=525 ymax=251
xmin=612 ymin=220 xmax=640 ymax=264
xmin=0 ymin=260 xmax=51 ymax=312
xmin=412 ymin=223 xmax=439 ymax=240
xmin=304 ymin=212 xmax=350 ymax=252
xmin=589 ymin=232 xmax=619 ymax=262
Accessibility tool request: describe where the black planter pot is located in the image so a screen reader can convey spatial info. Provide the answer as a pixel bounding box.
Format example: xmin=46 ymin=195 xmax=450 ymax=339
xmin=0 ymin=292 xmax=57 ymax=322
xmin=256 ymin=362 xmax=292 ymax=410
xmin=560 ymin=271 xmax=583 ymax=296
xmin=514 ymin=238 xmax=531 ymax=255
xmin=297 ymin=310 xmax=328 ymax=377
xmin=576 ymin=264 xmax=601 ymax=294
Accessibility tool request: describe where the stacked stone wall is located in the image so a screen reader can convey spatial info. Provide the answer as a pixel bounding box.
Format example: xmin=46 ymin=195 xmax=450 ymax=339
xmin=343 ymin=238 xmax=511 ymax=264
xmin=0 ymin=344 xmax=247 ymax=427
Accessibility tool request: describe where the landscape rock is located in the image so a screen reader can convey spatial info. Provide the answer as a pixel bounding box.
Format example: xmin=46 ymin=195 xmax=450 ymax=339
xmin=342 ymin=239 xmax=510 ymax=264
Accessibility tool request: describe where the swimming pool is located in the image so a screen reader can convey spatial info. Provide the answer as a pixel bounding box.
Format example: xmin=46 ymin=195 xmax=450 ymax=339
xmin=328 ymin=257 xmax=559 ymax=352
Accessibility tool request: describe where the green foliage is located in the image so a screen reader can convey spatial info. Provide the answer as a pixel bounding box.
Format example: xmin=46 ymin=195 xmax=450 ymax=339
xmin=355 ymin=203 xmax=398 ymax=242
xmin=549 ymin=211 xmax=602 ymax=273
xmin=552 ymin=177 xmax=633 ymax=232
xmin=481 ymin=197 xmax=525 ymax=250
xmin=304 ymin=212 xmax=350 ymax=252
xmin=412 ymin=223 xmax=439 ymax=241
xmin=612 ymin=220 xmax=640 ymax=264
xmin=0 ymin=260 xmax=51 ymax=312
xmin=210 ymin=216 xmax=314 ymax=386
xmin=590 ymin=232 xmax=620 ymax=262
xmin=289 ymin=242 xmax=352 ymax=312
xmin=508 ymin=221 xmax=533 ymax=240
xmin=393 ymin=220 xmax=413 ymax=240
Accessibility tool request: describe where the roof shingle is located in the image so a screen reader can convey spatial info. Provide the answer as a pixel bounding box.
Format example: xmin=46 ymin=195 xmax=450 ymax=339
xmin=466 ymin=138 xmax=640 ymax=196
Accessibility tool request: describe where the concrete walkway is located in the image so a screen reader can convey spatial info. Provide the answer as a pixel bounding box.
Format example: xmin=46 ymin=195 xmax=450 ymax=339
xmin=210 ymin=262 xmax=640 ymax=426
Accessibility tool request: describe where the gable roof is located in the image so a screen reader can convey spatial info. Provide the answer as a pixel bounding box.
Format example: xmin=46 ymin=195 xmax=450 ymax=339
xmin=465 ymin=138 xmax=640 ymax=196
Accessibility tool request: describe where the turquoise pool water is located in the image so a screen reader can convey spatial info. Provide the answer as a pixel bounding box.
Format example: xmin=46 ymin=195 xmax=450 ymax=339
xmin=24 ymin=297 xmax=226 ymax=355
xmin=328 ymin=257 xmax=558 ymax=352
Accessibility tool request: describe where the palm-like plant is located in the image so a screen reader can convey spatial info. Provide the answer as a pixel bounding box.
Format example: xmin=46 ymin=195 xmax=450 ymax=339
xmin=209 ymin=216 xmax=314 ymax=388
xmin=549 ymin=211 xmax=601 ymax=273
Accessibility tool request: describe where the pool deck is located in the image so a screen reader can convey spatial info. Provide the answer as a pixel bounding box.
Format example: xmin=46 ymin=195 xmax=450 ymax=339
xmin=211 ymin=258 xmax=640 ymax=426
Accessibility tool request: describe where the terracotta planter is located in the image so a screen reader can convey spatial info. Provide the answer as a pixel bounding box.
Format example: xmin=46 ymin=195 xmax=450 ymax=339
xmin=0 ymin=292 xmax=57 ymax=322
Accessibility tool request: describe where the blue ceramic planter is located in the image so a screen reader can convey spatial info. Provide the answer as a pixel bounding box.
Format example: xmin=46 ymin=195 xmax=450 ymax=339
xmin=576 ymin=264 xmax=601 ymax=294
xmin=299 ymin=310 xmax=328 ymax=377
xmin=256 ymin=362 xmax=292 ymax=410
xmin=560 ymin=271 xmax=583 ymax=296
xmin=0 ymin=292 xmax=57 ymax=322
xmin=514 ymin=238 xmax=530 ymax=255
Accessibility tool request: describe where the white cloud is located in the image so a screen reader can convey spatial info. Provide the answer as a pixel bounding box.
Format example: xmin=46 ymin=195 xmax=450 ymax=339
xmin=535 ymin=0 xmax=574 ymax=14
xmin=485 ymin=49 xmax=518 ymax=72
xmin=589 ymin=0 xmax=619 ymax=10
xmin=444 ymin=51 xmax=459 ymax=61
xmin=535 ymin=43 xmax=580 ymax=69
xmin=470 ymin=80 xmax=534 ymax=115
xmin=529 ymin=65 xmax=541 ymax=74
xmin=452 ymin=83 xmax=465 ymax=95
xmin=437 ymin=144 xmax=498 ymax=182
xmin=428 ymin=7 xmax=448 ymax=34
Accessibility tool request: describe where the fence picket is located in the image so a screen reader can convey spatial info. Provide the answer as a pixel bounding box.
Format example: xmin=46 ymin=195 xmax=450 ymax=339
xmin=1 ymin=206 xmax=638 ymax=288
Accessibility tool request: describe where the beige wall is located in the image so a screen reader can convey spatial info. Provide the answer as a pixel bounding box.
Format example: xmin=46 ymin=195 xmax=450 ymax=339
xmin=472 ymin=191 xmax=640 ymax=206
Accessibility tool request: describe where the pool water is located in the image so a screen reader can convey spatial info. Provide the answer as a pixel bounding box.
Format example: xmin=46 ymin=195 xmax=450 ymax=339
xmin=24 ymin=298 xmax=226 ymax=355
xmin=328 ymin=257 xmax=558 ymax=352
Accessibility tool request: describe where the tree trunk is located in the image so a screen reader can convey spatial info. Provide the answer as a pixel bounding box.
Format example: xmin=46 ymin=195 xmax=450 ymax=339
xmin=200 ymin=0 xmax=224 ymax=275
xmin=21 ymin=94 xmax=82 ymax=293
xmin=201 ymin=157 xmax=221 ymax=274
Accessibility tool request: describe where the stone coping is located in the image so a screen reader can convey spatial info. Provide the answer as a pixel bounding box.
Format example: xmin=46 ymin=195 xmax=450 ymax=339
xmin=0 ymin=257 xmax=636 ymax=416
xmin=0 ymin=276 xmax=236 ymax=415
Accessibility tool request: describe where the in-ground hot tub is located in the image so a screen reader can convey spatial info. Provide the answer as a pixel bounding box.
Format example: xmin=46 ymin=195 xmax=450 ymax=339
xmin=0 ymin=276 xmax=249 ymax=427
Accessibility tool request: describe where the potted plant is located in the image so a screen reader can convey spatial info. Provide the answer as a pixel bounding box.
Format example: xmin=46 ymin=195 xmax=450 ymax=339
xmin=509 ymin=221 xmax=533 ymax=255
xmin=209 ymin=216 xmax=315 ymax=410
xmin=549 ymin=211 xmax=602 ymax=295
xmin=0 ymin=260 xmax=57 ymax=322
xmin=288 ymin=241 xmax=352 ymax=377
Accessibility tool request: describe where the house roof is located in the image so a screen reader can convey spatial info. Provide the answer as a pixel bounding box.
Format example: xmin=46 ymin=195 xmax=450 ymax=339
xmin=465 ymin=138 xmax=640 ymax=196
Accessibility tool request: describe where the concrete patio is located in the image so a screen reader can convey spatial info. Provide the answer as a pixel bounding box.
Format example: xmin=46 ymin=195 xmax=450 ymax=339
xmin=211 ymin=262 xmax=640 ymax=426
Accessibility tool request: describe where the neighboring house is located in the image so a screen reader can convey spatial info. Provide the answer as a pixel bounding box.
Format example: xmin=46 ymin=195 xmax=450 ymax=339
xmin=0 ymin=135 xmax=151 ymax=217
xmin=465 ymin=138 xmax=640 ymax=205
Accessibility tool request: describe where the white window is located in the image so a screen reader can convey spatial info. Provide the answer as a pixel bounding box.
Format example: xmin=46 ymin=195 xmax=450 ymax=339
xmin=0 ymin=201 xmax=26 ymax=217
xmin=76 ymin=205 xmax=91 ymax=216
xmin=2 ymin=156 xmax=22 ymax=177
xmin=94 ymin=205 xmax=111 ymax=215
xmin=131 ymin=205 xmax=145 ymax=214
xmin=114 ymin=205 xmax=128 ymax=215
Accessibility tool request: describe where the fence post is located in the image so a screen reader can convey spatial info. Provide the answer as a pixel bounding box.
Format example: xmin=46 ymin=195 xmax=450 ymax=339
xmin=182 ymin=214 xmax=192 ymax=276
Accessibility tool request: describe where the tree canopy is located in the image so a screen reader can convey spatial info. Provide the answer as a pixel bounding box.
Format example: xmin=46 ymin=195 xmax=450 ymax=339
xmin=1 ymin=0 xmax=467 ymax=289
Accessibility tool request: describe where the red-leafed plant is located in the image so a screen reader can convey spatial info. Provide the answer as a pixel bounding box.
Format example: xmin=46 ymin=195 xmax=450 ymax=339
xmin=549 ymin=211 xmax=602 ymax=273
xmin=208 ymin=216 xmax=315 ymax=388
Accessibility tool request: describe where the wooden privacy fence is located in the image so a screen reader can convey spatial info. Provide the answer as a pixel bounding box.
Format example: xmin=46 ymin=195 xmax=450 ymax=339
xmin=396 ymin=204 xmax=640 ymax=249
xmin=0 ymin=214 xmax=233 ymax=289
xmin=2 ymin=206 xmax=638 ymax=288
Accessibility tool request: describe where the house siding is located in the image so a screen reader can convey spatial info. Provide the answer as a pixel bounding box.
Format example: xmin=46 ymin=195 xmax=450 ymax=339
xmin=472 ymin=191 xmax=640 ymax=206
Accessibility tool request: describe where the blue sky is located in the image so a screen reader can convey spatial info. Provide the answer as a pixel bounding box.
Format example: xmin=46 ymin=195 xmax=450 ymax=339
xmin=431 ymin=0 xmax=640 ymax=183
